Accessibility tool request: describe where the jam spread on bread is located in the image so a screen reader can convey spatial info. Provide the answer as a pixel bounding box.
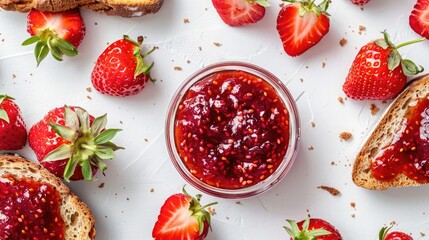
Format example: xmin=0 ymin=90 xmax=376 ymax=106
xmin=0 ymin=175 xmax=65 ymax=239
xmin=371 ymin=97 xmax=429 ymax=182
xmin=174 ymin=70 xmax=290 ymax=189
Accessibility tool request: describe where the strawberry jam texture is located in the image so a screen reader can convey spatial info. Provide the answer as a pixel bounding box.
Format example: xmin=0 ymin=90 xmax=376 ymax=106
xmin=175 ymin=70 xmax=290 ymax=189
xmin=371 ymin=97 xmax=429 ymax=182
xmin=0 ymin=175 xmax=65 ymax=240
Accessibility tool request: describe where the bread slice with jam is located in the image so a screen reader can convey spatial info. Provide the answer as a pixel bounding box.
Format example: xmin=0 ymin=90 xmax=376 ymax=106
xmin=0 ymin=0 xmax=164 ymax=17
xmin=0 ymin=154 xmax=96 ymax=239
xmin=353 ymin=74 xmax=429 ymax=190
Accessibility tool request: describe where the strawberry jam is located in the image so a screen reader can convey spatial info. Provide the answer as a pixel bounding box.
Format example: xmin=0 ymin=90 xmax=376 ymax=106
xmin=174 ymin=70 xmax=290 ymax=189
xmin=0 ymin=175 xmax=65 ymax=240
xmin=371 ymin=97 xmax=429 ymax=182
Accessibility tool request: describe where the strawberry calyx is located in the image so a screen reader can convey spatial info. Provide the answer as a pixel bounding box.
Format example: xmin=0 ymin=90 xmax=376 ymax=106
xmin=250 ymin=0 xmax=271 ymax=7
xmin=42 ymin=106 xmax=123 ymax=181
xmin=182 ymin=186 xmax=218 ymax=236
xmin=123 ymin=35 xmax=156 ymax=82
xmin=374 ymin=31 xmax=425 ymax=77
xmin=0 ymin=95 xmax=14 ymax=123
xmin=284 ymin=217 xmax=331 ymax=240
xmin=22 ymin=28 xmax=78 ymax=66
xmin=283 ymin=0 xmax=330 ymax=17
xmin=379 ymin=226 xmax=392 ymax=240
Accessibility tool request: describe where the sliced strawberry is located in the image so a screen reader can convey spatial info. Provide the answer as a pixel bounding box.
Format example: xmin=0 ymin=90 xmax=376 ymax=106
xmin=152 ymin=187 xmax=217 ymax=240
xmin=22 ymin=9 xmax=86 ymax=65
xmin=212 ymin=0 xmax=269 ymax=26
xmin=410 ymin=0 xmax=429 ymax=39
xmin=277 ymin=0 xmax=330 ymax=57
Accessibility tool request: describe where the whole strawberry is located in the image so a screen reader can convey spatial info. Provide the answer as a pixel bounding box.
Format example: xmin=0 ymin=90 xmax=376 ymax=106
xmin=379 ymin=226 xmax=413 ymax=240
xmin=0 ymin=95 xmax=27 ymax=150
xmin=212 ymin=0 xmax=270 ymax=26
xmin=28 ymin=106 xmax=122 ymax=181
xmin=351 ymin=0 xmax=370 ymax=5
xmin=343 ymin=31 xmax=424 ymax=100
xmin=91 ymin=35 xmax=155 ymax=97
xmin=22 ymin=9 xmax=86 ymax=66
xmin=409 ymin=0 xmax=429 ymax=39
xmin=152 ymin=187 xmax=217 ymax=240
xmin=277 ymin=0 xmax=330 ymax=57
xmin=284 ymin=217 xmax=343 ymax=240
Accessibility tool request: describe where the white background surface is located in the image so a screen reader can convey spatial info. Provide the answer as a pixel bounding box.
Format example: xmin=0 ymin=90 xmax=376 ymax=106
xmin=1 ymin=0 xmax=429 ymax=239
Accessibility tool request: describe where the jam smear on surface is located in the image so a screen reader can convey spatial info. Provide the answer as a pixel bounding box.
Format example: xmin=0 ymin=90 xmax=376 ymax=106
xmin=175 ymin=70 xmax=290 ymax=189
xmin=371 ymin=97 xmax=429 ymax=182
xmin=0 ymin=175 xmax=65 ymax=240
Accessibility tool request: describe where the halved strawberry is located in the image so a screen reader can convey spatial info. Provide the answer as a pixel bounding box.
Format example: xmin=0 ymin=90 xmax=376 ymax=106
xmin=409 ymin=0 xmax=429 ymax=39
xmin=277 ymin=0 xmax=330 ymax=57
xmin=22 ymin=9 xmax=86 ymax=66
xmin=152 ymin=187 xmax=217 ymax=240
xmin=212 ymin=0 xmax=270 ymax=26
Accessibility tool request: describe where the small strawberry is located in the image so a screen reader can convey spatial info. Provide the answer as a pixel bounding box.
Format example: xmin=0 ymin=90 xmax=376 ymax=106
xmin=343 ymin=31 xmax=424 ymax=100
xmin=152 ymin=187 xmax=217 ymax=240
xmin=379 ymin=226 xmax=413 ymax=240
xmin=276 ymin=0 xmax=330 ymax=57
xmin=409 ymin=0 xmax=429 ymax=39
xmin=351 ymin=0 xmax=370 ymax=6
xmin=28 ymin=106 xmax=122 ymax=181
xmin=22 ymin=9 xmax=86 ymax=66
xmin=284 ymin=217 xmax=343 ymax=240
xmin=91 ymin=35 xmax=155 ymax=97
xmin=0 ymin=95 xmax=27 ymax=150
xmin=211 ymin=0 xmax=270 ymax=27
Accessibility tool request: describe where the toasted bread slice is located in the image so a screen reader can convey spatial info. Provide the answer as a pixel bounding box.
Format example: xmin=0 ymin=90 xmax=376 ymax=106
xmin=0 ymin=154 xmax=96 ymax=239
xmin=0 ymin=0 xmax=164 ymax=17
xmin=352 ymin=74 xmax=429 ymax=190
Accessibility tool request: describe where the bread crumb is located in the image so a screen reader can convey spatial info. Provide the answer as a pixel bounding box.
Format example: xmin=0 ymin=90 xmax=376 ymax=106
xmin=226 ymin=216 xmax=230 ymax=220
xmin=87 ymin=96 xmax=92 ymax=100
xmin=213 ymin=42 xmax=222 ymax=47
xmin=86 ymin=87 xmax=92 ymax=92
xmin=350 ymin=202 xmax=356 ymax=208
xmin=322 ymin=62 xmax=326 ymax=68
xmin=187 ymin=60 xmax=191 ymax=64
xmin=317 ymin=186 xmax=341 ymax=196
xmin=150 ymin=188 xmax=154 ymax=193
xmin=126 ymin=197 xmax=130 ymax=201
xmin=300 ymin=78 xmax=304 ymax=82
xmin=339 ymin=38 xmax=347 ymax=47
xmin=331 ymin=161 xmax=336 ymax=166
xmin=174 ymin=66 xmax=182 ymax=71
xmin=98 ymin=183 xmax=105 ymax=188
xmin=235 ymin=201 xmax=241 ymax=205
xmin=183 ymin=18 xmax=190 ymax=24
xmin=12 ymin=74 xmax=16 ymax=79
xmin=351 ymin=214 xmax=356 ymax=218
xmin=339 ymin=132 xmax=352 ymax=141
xmin=279 ymin=2 xmax=285 ymax=7
xmin=94 ymin=22 xmax=98 ymax=26
xmin=311 ymin=121 xmax=316 ymax=128
xmin=144 ymin=138 xmax=149 ymax=142
xmin=359 ymin=25 xmax=366 ymax=31
xmin=338 ymin=97 xmax=344 ymax=104
xmin=370 ymin=103 xmax=379 ymax=115
xmin=420 ymin=232 xmax=426 ymax=237
xmin=208 ymin=207 xmax=216 ymax=216
xmin=308 ymin=146 xmax=314 ymax=150
xmin=198 ymin=46 xmax=202 ymax=51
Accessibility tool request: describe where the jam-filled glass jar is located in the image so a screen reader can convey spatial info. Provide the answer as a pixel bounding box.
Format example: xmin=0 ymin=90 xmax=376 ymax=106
xmin=166 ymin=62 xmax=300 ymax=199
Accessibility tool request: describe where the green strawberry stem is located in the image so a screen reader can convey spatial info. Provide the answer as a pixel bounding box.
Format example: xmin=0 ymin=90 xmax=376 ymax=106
xmin=123 ymin=35 xmax=156 ymax=82
xmin=22 ymin=28 xmax=78 ymax=66
xmin=284 ymin=217 xmax=331 ymax=240
xmin=253 ymin=0 xmax=271 ymax=7
xmin=282 ymin=0 xmax=330 ymax=16
xmin=42 ymin=106 xmax=123 ymax=181
xmin=379 ymin=226 xmax=392 ymax=240
xmin=376 ymin=31 xmax=425 ymax=76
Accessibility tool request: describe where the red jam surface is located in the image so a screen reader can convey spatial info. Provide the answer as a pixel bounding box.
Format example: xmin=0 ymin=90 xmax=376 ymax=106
xmin=371 ymin=97 xmax=429 ymax=182
xmin=0 ymin=175 xmax=65 ymax=240
xmin=174 ymin=70 xmax=290 ymax=189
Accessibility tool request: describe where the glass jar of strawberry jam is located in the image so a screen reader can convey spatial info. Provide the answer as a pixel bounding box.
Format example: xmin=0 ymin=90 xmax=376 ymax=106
xmin=166 ymin=62 xmax=300 ymax=198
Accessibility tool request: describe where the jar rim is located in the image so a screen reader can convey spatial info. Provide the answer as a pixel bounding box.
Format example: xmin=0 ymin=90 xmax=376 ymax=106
xmin=165 ymin=61 xmax=301 ymax=199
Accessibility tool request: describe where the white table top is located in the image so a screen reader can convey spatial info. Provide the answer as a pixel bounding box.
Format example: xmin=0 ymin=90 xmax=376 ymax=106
xmin=1 ymin=0 xmax=429 ymax=239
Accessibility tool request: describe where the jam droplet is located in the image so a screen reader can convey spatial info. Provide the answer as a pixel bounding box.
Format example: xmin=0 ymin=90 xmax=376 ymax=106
xmin=175 ymin=70 xmax=290 ymax=189
xmin=0 ymin=175 xmax=65 ymax=239
xmin=371 ymin=97 xmax=429 ymax=182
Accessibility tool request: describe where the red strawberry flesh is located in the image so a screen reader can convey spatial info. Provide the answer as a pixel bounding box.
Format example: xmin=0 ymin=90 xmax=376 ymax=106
xmin=410 ymin=0 xmax=429 ymax=39
xmin=212 ymin=0 xmax=266 ymax=26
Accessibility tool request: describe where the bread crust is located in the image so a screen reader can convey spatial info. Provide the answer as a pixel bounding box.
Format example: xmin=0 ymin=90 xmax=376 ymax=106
xmin=0 ymin=0 xmax=164 ymax=17
xmin=0 ymin=154 xmax=96 ymax=239
xmin=352 ymin=74 xmax=429 ymax=190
